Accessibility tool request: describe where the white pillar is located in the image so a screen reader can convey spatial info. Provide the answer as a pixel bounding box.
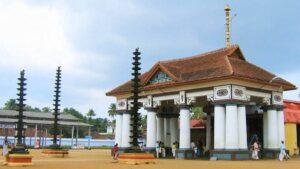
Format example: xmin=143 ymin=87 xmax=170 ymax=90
xmin=277 ymin=108 xmax=285 ymax=147
xmin=206 ymin=114 xmax=211 ymax=150
xmin=263 ymin=112 xmax=268 ymax=148
xmin=179 ymin=106 xmax=190 ymax=149
xmin=267 ymin=107 xmax=278 ymax=149
xmin=237 ymin=105 xmax=247 ymax=149
xmin=76 ymin=127 xmax=78 ymax=146
xmin=34 ymin=124 xmax=38 ymax=143
xmin=88 ymin=126 xmax=91 ymax=149
xmin=146 ymin=109 xmax=157 ymax=149
xmin=121 ymin=113 xmax=131 ymax=148
xmin=170 ymin=117 xmax=179 ymax=145
xmin=164 ymin=118 xmax=171 ymax=147
xmin=71 ymin=126 xmax=74 ymax=146
xmin=115 ymin=113 xmax=123 ymax=146
xmin=156 ymin=116 xmax=164 ymax=142
xmin=45 ymin=128 xmax=48 ymax=147
xmin=214 ymin=105 xmax=225 ymax=149
xmin=225 ymin=104 xmax=238 ymax=149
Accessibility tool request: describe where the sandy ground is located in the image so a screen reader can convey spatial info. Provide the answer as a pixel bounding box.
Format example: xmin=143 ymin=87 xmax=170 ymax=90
xmin=0 ymin=149 xmax=300 ymax=169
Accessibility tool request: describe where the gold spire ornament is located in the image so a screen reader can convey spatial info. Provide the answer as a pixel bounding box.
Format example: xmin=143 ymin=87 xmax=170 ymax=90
xmin=225 ymin=4 xmax=231 ymax=48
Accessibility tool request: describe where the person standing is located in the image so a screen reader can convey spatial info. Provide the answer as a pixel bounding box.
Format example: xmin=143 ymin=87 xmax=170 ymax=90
xmin=155 ymin=141 xmax=161 ymax=158
xmin=2 ymin=137 xmax=9 ymax=156
xmin=252 ymin=140 xmax=259 ymax=160
xmin=172 ymin=142 xmax=177 ymax=158
xmin=279 ymin=141 xmax=289 ymax=161
xmin=112 ymin=143 xmax=119 ymax=160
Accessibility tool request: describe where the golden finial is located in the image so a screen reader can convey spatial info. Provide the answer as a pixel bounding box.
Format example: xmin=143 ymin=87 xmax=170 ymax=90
xmin=225 ymin=4 xmax=231 ymax=48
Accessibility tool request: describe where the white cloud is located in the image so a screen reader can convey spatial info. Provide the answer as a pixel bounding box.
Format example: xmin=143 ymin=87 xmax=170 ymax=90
xmin=0 ymin=1 xmax=109 ymax=80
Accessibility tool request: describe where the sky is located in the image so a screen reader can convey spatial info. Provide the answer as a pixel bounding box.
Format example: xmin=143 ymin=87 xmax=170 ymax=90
xmin=0 ymin=0 xmax=299 ymax=119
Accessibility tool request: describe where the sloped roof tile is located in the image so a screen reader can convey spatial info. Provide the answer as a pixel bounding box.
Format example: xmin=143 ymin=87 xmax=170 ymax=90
xmin=106 ymin=45 xmax=296 ymax=96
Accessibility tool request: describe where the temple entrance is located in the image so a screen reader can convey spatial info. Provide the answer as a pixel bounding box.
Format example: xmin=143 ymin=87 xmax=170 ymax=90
xmin=247 ymin=114 xmax=263 ymax=148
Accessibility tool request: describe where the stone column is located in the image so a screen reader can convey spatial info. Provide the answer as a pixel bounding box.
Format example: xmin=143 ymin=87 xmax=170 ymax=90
xmin=146 ymin=108 xmax=157 ymax=150
xmin=263 ymin=111 xmax=268 ymax=148
xmin=170 ymin=117 xmax=179 ymax=145
xmin=214 ymin=104 xmax=225 ymax=149
xmin=277 ymin=107 xmax=285 ymax=146
xmin=115 ymin=113 xmax=123 ymax=146
xmin=225 ymin=104 xmax=238 ymax=149
xmin=164 ymin=118 xmax=171 ymax=147
xmin=121 ymin=112 xmax=131 ymax=148
xmin=179 ymin=105 xmax=190 ymax=149
xmin=237 ymin=105 xmax=247 ymax=149
xmin=156 ymin=116 xmax=164 ymax=142
xmin=267 ymin=106 xmax=278 ymax=149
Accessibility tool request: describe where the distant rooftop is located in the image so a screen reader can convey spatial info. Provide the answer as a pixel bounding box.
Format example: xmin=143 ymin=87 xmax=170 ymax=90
xmin=0 ymin=110 xmax=92 ymax=127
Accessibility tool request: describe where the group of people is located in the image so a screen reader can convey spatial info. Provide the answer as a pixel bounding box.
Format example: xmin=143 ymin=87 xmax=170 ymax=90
xmin=111 ymin=139 xmax=291 ymax=161
xmin=156 ymin=141 xmax=167 ymax=158
xmin=191 ymin=140 xmax=206 ymax=157
xmin=251 ymin=139 xmax=290 ymax=161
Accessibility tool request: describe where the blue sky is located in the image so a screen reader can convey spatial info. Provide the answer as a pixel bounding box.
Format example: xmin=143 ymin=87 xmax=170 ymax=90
xmin=0 ymin=0 xmax=299 ymax=118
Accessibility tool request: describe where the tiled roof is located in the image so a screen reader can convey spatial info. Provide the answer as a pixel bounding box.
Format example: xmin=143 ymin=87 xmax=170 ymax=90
xmin=284 ymin=100 xmax=300 ymax=123
xmin=106 ymin=45 xmax=296 ymax=96
xmin=0 ymin=110 xmax=92 ymax=127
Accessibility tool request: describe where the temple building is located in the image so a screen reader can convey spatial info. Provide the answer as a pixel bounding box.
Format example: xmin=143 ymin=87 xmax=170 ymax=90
xmin=106 ymin=5 xmax=296 ymax=160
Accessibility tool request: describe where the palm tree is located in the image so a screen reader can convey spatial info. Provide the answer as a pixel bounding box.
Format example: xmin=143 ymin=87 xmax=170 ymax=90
xmin=107 ymin=103 xmax=117 ymax=121
xmin=87 ymin=109 xmax=96 ymax=121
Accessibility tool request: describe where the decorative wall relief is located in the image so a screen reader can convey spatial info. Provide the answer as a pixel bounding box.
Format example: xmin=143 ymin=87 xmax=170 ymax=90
xmin=214 ymin=85 xmax=231 ymax=100
xmin=116 ymin=99 xmax=127 ymax=110
xmin=179 ymin=91 xmax=186 ymax=104
xmin=146 ymin=95 xmax=153 ymax=108
xmin=187 ymin=97 xmax=196 ymax=105
xmin=232 ymin=85 xmax=247 ymax=100
xmin=272 ymin=92 xmax=283 ymax=105
xmin=149 ymin=71 xmax=172 ymax=84
xmin=263 ymin=97 xmax=271 ymax=105
xmin=153 ymin=100 xmax=161 ymax=108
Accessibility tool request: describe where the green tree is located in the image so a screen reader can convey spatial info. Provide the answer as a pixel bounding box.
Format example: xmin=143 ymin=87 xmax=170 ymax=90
xmin=191 ymin=106 xmax=204 ymax=119
xmin=87 ymin=109 xmax=96 ymax=121
xmin=107 ymin=103 xmax=117 ymax=120
xmin=63 ymin=107 xmax=84 ymax=120
xmin=25 ymin=105 xmax=41 ymax=112
xmin=42 ymin=107 xmax=51 ymax=113
xmin=3 ymin=99 xmax=17 ymax=110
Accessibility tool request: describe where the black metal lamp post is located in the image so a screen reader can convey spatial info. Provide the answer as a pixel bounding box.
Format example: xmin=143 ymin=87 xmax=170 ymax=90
xmin=10 ymin=70 xmax=29 ymax=154
xmin=129 ymin=48 xmax=143 ymax=151
xmin=50 ymin=66 xmax=62 ymax=149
